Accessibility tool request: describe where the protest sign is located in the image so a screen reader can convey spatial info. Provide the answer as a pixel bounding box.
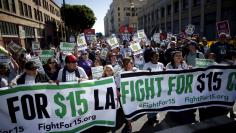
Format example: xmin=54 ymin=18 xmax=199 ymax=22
xmin=216 ymin=20 xmax=230 ymax=36
xmin=129 ymin=41 xmax=142 ymax=55
xmin=107 ymin=36 xmax=119 ymax=49
xmin=32 ymin=42 xmax=41 ymax=53
xmin=0 ymin=53 xmax=10 ymax=63
xmin=195 ymin=58 xmax=215 ymax=68
xmin=8 ymin=41 xmax=21 ymax=53
xmin=0 ymin=77 xmax=117 ymax=133
xmin=0 ymin=46 xmax=10 ymax=56
xmin=91 ymin=66 xmax=104 ymax=79
xmin=28 ymin=56 xmax=45 ymax=74
xmin=153 ymin=33 xmax=160 ymax=43
xmin=120 ymin=65 xmax=236 ymax=120
xmin=77 ymin=33 xmax=87 ymax=50
xmin=60 ymin=42 xmax=76 ymax=53
xmin=137 ymin=29 xmax=146 ymax=39
xmin=39 ymin=50 xmax=54 ymax=64
xmin=185 ymin=24 xmax=195 ymax=35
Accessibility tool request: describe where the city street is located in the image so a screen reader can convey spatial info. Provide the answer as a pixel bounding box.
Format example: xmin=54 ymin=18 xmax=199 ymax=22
xmin=112 ymin=104 xmax=236 ymax=133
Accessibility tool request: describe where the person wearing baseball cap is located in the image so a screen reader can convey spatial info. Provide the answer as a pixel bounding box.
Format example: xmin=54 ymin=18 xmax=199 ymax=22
xmin=210 ymin=32 xmax=231 ymax=63
xmin=185 ymin=41 xmax=205 ymax=67
xmin=17 ymin=61 xmax=52 ymax=85
xmin=57 ymin=55 xmax=88 ymax=82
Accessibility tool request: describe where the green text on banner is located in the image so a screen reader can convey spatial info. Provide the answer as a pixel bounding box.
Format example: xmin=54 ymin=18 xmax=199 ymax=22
xmin=120 ymin=65 xmax=236 ymax=120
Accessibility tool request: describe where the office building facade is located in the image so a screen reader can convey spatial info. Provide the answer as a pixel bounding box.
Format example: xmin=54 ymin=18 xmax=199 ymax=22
xmin=0 ymin=0 xmax=64 ymax=49
xmin=138 ymin=0 xmax=236 ymax=40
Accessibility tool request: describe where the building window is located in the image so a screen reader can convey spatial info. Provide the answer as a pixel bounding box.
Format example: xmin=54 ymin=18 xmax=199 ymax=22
xmin=167 ymin=5 xmax=171 ymax=16
xmin=9 ymin=0 xmax=15 ymax=13
xmin=0 ymin=0 xmax=2 ymax=9
xmin=118 ymin=12 xmax=120 ymax=16
xmin=182 ymin=0 xmax=189 ymax=10
xmin=34 ymin=8 xmax=38 ymax=20
xmin=39 ymin=11 xmax=43 ymax=22
xmin=118 ymin=18 xmax=120 ymax=22
xmin=132 ymin=13 xmax=135 ymax=16
xmin=126 ymin=12 xmax=130 ymax=16
xmin=127 ymin=7 xmax=130 ymax=11
xmin=118 ymin=7 xmax=120 ymax=11
xmin=3 ymin=0 xmax=9 ymax=11
xmin=19 ymin=1 xmax=24 ymax=16
xmin=156 ymin=9 xmax=159 ymax=19
xmin=24 ymin=26 xmax=34 ymax=37
xmin=24 ymin=3 xmax=28 ymax=17
xmin=0 ymin=21 xmax=18 ymax=35
xmin=174 ymin=1 xmax=179 ymax=13
xmin=28 ymin=5 xmax=32 ymax=18
xmin=161 ymin=7 xmax=165 ymax=18
xmin=193 ymin=0 xmax=200 ymax=7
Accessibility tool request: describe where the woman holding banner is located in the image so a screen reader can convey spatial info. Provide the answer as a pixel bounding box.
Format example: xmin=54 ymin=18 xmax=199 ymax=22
xmin=165 ymin=51 xmax=196 ymax=126
xmin=116 ymin=57 xmax=139 ymax=133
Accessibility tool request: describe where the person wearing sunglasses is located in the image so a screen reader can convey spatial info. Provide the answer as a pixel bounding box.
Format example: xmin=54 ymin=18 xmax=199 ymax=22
xmin=17 ymin=61 xmax=52 ymax=85
xmin=43 ymin=57 xmax=61 ymax=81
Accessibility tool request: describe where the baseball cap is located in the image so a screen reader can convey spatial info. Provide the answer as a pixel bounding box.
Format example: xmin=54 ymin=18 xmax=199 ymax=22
xmin=65 ymin=55 xmax=77 ymax=63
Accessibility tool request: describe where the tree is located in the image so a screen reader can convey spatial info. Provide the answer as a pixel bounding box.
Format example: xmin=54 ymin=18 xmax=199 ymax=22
xmin=61 ymin=4 xmax=96 ymax=35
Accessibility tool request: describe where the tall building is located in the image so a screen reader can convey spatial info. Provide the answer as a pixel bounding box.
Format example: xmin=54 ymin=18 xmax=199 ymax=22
xmin=104 ymin=0 xmax=147 ymax=37
xmin=138 ymin=0 xmax=236 ymax=40
xmin=0 ymin=0 xmax=65 ymax=49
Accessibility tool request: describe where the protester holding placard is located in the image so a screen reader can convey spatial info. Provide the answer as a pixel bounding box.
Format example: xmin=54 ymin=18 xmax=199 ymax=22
xmin=185 ymin=41 xmax=205 ymax=67
xmin=0 ymin=55 xmax=19 ymax=86
xmin=43 ymin=57 xmax=61 ymax=81
xmin=164 ymin=41 xmax=177 ymax=63
xmin=17 ymin=61 xmax=52 ymax=85
xmin=57 ymin=55 xmax=88 ymax=82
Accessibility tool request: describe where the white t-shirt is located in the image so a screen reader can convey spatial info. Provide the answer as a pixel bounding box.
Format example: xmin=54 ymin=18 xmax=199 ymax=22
xmin=57 ymin=66 xmax=88 ymax=82
xmin=166 ymin=62 xmax=189 ymax=70
xmin=143 ymin=62 xmax=164 ymax=71
xmin=25 ymin=75 xmax=36 ymax=85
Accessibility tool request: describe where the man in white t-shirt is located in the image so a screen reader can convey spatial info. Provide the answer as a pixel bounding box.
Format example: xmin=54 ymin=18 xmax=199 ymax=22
xmin=57 ymin=55 xmax=88 ymax=82
xmin=143 ymin=51 xmax=164 ymax=125
xmin=17 ymin=61 xmax=51 ymax=85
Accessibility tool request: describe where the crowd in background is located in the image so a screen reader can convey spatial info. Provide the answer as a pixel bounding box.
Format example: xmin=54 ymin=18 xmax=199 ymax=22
xmin=0 ymin=32 xmax=236 ymax=133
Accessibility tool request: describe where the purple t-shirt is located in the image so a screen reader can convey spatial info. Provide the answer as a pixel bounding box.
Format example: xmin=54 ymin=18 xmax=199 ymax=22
xmin=78 ymin=59 xmax=93 ymax=77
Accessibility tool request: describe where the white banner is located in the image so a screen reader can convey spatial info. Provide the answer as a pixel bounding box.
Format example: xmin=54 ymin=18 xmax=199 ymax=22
xmin=120 ymin=65 xmax=236 ymax=120
xmin=77 ymin=33 xmax=87 ymax=50
xmin=0 ymin=77 xmax=117 ymax=133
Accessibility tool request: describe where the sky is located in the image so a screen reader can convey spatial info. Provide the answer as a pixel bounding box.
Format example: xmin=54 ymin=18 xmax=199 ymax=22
xmin=55 ymin=0 xmax=112 ymax=34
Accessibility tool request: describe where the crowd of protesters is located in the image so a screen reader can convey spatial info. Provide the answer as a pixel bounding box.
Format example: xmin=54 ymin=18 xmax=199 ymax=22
xmin=0 ymin=32 xmax=236 ymax=133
